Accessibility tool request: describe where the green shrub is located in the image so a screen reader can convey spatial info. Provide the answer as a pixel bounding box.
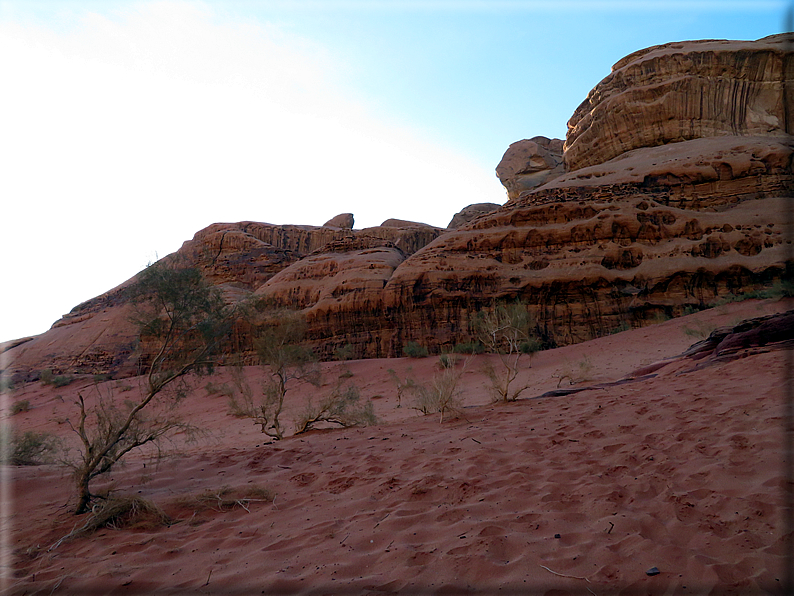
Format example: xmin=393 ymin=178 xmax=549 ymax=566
xmin=438 ymin=354 xmax=457 ymax=369
xmin=333 ymin=343 xmax=355 ymax=361
xmin=39 ymin=369 xmax=74 ymax=387
xmin=402 ymin=341 xmax=428 ymax=358
xmin=0 ymin=378 xmax=15 ymax=392
xmin=8 ymin=430 xmax=60 ymax=465
xmin=452 ymin=342 xmax=485 ymax=354
xmin=52 ymin=375 xmax=74 ymax=388
xmin=10 ymin=400 xmax=30 ymax=415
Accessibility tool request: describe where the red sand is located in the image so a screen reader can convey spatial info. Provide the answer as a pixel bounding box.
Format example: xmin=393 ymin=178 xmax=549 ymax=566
xmin=6 ymin=298 xmax=792 ymax=595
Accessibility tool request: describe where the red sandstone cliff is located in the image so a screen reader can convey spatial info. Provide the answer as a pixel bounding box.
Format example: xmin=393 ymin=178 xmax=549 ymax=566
xmin=5 ymin=34 xmax=792 ymax=378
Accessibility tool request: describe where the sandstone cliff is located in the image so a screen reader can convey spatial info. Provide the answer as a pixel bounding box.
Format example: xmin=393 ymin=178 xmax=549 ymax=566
xmin=5 ymin=34 xmax=792 ymax=378
xmin=564 ymin=34 xmax=792 ymax=171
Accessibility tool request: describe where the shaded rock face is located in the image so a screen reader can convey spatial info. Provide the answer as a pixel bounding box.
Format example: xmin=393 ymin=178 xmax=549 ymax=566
xmin=447 ymin=203 xmax=502 ymax=229
xmin=323 ymin=213 xmax=354 ymax=229
xmin=496 ymin=136 xmax=565 ymax=201
xmin=6 ymin=34 xmax=792 ymax=377
xmin=565 ymin=34 xmax=793 ymax=172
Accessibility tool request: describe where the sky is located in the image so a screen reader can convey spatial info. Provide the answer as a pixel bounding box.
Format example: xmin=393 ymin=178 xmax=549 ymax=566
xmin=0 ymin=0 xmax=790 ymax=342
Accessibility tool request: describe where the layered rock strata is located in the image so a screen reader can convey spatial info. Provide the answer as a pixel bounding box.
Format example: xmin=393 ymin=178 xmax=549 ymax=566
xmin=565 ymin=34 xmax=793 ymax=171
xmin=5 ymin=34 xmax=792 ymax=377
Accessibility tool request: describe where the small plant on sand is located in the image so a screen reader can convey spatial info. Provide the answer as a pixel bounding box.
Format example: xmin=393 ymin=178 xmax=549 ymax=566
xmin=409 ymin=367 xmax=465 ymax=423
xmin=294 ymin=383 xmax=377 ymax=435
xmin=452 ymin=342 xmax=485 ymax=354
xmin=438 ymin=353 xmax=457 ymax=369
xmin=554 ymin=356 xmax=595 ymax=388
xmin=64 ymin=262 xmax=234 ymax=514
xmin=475 ymin=302 xmax=539 ymax=402
xmin=387 ymin=368 xmax=415 ymax=408
xmin=227 ymin=311 xmax=320 ymax=440
xmin=10 ymin=399 xmax=30 ymax=415
xmin=683 ymin=321 xmax=717 ymax=340
xmin=402 ymin=341 xmax=429 ymax=358
xmin=4 ymin=428 xmax=61 ymax=465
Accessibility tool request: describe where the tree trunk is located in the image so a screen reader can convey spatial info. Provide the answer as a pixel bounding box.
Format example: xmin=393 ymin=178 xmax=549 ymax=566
xmin=74 ymin=471 xmax=92 ymax=515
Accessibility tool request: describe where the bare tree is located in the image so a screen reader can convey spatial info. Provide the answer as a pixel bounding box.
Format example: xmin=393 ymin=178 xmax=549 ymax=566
xmin=475 ymin=302 xmax=541 ymax=402
xmin=228 ymin=311 xmax=319 ymax=440
xmin=294 ymin=383 xmax=376 ymax=435
xmin=66 ymin=263 xmax=232 ymax=514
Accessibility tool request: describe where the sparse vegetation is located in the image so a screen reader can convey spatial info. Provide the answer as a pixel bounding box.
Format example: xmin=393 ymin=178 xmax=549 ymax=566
xmin=555 ymin=356 xmax=595 ymax=388
xmin=64 ymin=262 xmax=233 ymax=514
xmin=294 ymin=383 xmax=377 ymax=435
xmin=0 ymin=377 xmax=15 ymax=392
xmin=6 ymin=429 xmax=60 ymax=465
xmin=40 ymin=369 xmax=75 ymax=388
xmin=334 ymin=343 xmax=355 ymax=361
xmin=205 ymin=381 xmax=234 ymax=398
xmin=402 ymin=341 xmax=429 ymax=358
xmin=387 ymin=368 xmax=415 ymax=408
xmin=228 ymin=312 xmax=320 ymax=440
xmin=10 ymin=399 xmax=30 ymax=415
xmin=475 ymin=302 xmax=539 ymax=402
xmin=683 ymin=321 xmax=717 ymax=340
xmin=452 ymin=342 xmax=485 ymax=354
xmin=409 ymin=367 xmax=465 ymax=423
xmin=438 ymin=353 xmax=457 ymax=369
xmin=180 ymin=485 xmax=275 ymax=513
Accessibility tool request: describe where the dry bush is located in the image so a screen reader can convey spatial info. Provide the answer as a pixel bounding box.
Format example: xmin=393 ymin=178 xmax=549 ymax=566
xmin=475 ymin=302 xmax=540 ymax=402
xmin=387 ymin=368 xmax=415 ymax=408
xmin=229 ymin=312 xmax=320 ymax=440
xmin=294 ymin=383 xmax=377 ymax=435
xmin=176 ymin=485 xmax=274 ymax=514
xmin=554 ymin=356 xmax=595 ymax=387
xmin=409 ymin=367 xmax=465 ymax=423
xmin=4 ymin=429 xmax=61 ymax=465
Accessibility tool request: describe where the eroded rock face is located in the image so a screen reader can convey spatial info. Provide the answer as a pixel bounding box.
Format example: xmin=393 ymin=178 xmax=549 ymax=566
xmin=323 ymin=213 xmax=355 ymax=229
xmin=565 ymin=34 xmax=793 ymax=172
xmin=6 ymin=34 xmax=791 ymax=377
xmin=496 ymin=136 xmax=565 ymax=201
xmin=447 ymin=203 xmax=502 ymax=229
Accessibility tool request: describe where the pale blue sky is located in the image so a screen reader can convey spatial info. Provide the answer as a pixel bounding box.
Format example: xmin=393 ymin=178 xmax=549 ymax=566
xmin=1 ymin=0 xmax=789 ymax=342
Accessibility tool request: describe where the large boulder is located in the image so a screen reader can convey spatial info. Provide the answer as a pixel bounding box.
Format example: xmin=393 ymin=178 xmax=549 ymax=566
xmin=496 ymin=136 xmax=565 ymax=201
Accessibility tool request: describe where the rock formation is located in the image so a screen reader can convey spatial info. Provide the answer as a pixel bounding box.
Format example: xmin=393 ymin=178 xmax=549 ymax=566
xmin=323 ymin=213 xmax=355 ymax=229
xmin=564 ymin=34 xmax=793 ymax=172
xmin=496 ymin=136 xmax=565 ymax=201
xmin=447 ymin=203 xmax=502 ymax=229
xmin=5 ymin=34 xmax=792 ymax=378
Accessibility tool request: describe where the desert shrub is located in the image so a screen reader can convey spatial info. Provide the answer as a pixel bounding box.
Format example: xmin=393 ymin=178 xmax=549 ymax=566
xmin=205 ymin=381 xmax=234 ymax=397
xmin=79 ymin=496 xmax=169 ymax=533
xmin=409 ymin=367 xmax=464 ymax=423
xmin=93 ymin=373 xmax=113 ymax=383
xmin=387 ymin=368 xmax=415 ymax=408
xmin=295 ymin=384 xmax=377 ymax=434
xmin=475 ymin=302 xmax=539 ymax=402
xmin=452 ymin=342 xmax=485 ymax=354
xmin=39 ymin=369 xmax=54 ymax=385
xmin=609 ymin=321 xmax=632 ymax=335
xmin=52 ymin=375 xmax=74 ymax=388
xmin=438 ymin=353 xmax=457 ymax=369
xmin=555 ymin=356 xmax=595 ymax=388
xmin=10 ymin=400 xmax=30 ymax=415
xmin=683 ymin=321 xmax=717 ymax=339
xmin=0 ymin=378 xmax=15 ymax=392
xmin=175 ymin=485 xmax=274 ymax=516
xmin=8 ymin=429 xmax=60 ymax=465
xmin=402 ymin=341 xmax=429 ymax=358
xmin=334 ymin=343 xmax=355 ymax=361
xmin=65 ymin=262 xmax=234 ymax=514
